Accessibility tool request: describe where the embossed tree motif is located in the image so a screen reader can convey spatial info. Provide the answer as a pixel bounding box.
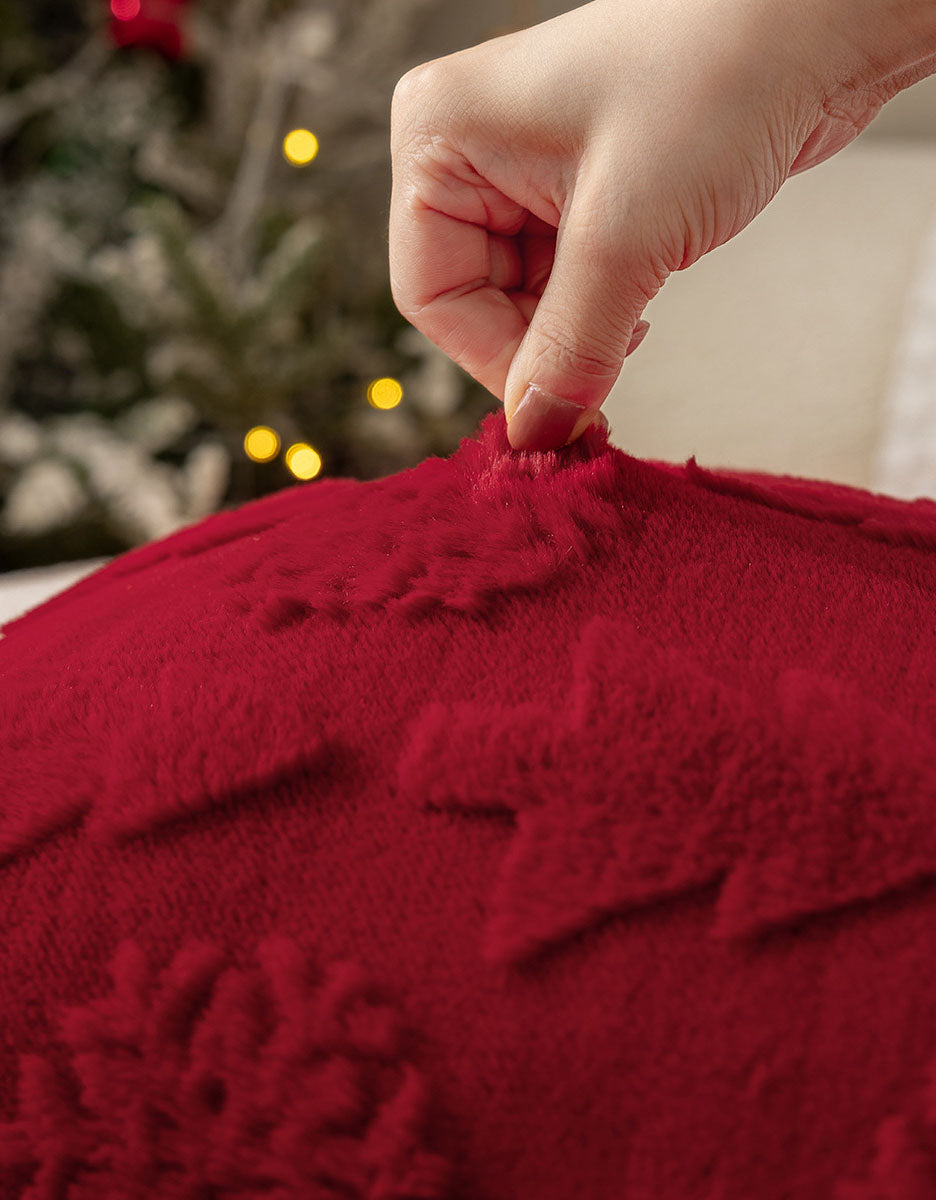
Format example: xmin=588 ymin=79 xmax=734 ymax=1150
xmin=398 ymin=615 xmax=936 ymax=969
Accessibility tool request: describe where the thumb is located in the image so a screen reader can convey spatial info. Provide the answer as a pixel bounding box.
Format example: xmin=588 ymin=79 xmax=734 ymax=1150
xmin=503 ymin=188 xmax=658 ymax=451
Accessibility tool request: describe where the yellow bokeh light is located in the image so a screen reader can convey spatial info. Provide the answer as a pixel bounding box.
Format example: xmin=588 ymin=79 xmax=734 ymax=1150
xmin=283 ymin=129 xmax=319 ymax=166
xmin=285 ymin=442 xmax=322 ymax=481
xmin=367 ymin=377 xmax=404 ymax=410
xmin=244 ymin=425 xmax=280 ymax=462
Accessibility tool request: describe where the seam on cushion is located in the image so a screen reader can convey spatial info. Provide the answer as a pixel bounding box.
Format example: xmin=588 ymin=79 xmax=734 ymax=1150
xmin=674 ymin=455 xmax=936 ymax=551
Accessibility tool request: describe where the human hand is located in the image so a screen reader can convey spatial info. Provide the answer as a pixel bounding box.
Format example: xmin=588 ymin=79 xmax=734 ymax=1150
xmin=389 ymin=0 xmax=936 ymax=451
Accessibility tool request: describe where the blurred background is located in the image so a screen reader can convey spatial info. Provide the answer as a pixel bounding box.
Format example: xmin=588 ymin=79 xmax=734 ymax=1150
xmin=1 ymin=0 xmax=936 ymax=622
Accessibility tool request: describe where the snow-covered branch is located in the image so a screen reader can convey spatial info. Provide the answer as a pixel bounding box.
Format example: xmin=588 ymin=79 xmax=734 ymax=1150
xmin=0 ymin=33 xmax=112 ymax=143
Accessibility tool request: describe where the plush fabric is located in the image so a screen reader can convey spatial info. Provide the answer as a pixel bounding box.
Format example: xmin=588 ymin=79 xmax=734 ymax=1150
xmin=2 ymin=408 xmax=936 ymax=1199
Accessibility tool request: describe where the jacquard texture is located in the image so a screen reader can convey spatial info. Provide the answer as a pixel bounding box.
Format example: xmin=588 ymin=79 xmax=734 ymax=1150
xmin=3 ymin=409 xmax=936 ymax=1198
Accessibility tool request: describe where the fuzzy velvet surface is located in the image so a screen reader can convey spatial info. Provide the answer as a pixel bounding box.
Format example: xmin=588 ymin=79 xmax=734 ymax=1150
xmin=2 ymin=409 xmax=936 ymax=1198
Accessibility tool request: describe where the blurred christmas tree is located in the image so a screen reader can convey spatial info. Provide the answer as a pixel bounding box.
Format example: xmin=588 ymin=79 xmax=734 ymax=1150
xmin=0 ymin=0 xmax=497 ymax=571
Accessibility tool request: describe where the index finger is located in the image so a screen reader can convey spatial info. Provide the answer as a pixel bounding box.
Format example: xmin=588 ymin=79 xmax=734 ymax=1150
xmin=389 ymin=143 xmax=547 ymax=402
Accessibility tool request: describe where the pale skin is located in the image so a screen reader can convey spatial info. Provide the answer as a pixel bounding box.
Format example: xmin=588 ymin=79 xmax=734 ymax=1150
xmin=389 ymin=0 xmax=936 ymax=451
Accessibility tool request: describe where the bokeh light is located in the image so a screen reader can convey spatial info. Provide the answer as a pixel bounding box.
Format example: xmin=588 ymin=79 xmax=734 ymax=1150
xmin=111 ymin=0 xmax=142 ymax=19
xmin=244 ymin=426 xmax=280 ymax=463
xmin=285 ymin=443 xmax=322 ymax=480
xmin=367 ymin=377 xmax=404 ymax=410
xmin=282 ymin=129 xmax=320 ymax=167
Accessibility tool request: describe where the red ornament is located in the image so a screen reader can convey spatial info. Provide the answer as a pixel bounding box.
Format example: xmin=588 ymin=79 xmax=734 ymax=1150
xmin=108 ymin=0 xmax=190 ymax=61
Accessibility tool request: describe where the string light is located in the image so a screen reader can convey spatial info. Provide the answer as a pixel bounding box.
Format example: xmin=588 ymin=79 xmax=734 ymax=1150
xmin=111 ymin=0 xmax=142 ymax=19
xmin=367 ymin=378 xmax=403 ymax=410
xmin=285 ymin=443 xmax=322 ymax=480
xmin=244 ymin=426 xmax=280 ymax=463
xmin=282 ymin=129 xmax=319 ymax=167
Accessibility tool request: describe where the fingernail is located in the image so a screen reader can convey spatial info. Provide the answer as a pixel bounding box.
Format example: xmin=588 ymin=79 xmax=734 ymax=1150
xmin=506 ymin=385 xmax=588 ymax=451
xmin=626 ymin=320 xmax=651 ymax=356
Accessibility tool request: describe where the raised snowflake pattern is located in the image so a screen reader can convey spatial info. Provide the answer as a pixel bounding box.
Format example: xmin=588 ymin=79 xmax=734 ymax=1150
xmin=0 ymin=936 xmax=453 ymax=1198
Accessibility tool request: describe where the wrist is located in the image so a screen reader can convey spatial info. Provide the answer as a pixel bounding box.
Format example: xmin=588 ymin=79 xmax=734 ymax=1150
xmin=803 ymin=0 xmax=936 ymax=101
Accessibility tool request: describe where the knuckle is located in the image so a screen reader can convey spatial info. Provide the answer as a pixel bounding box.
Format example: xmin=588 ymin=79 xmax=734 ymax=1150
xmin=391 ymin=54 xmax=475 ymax=148
xmin=535 ymin=315 xmax=624 ymax=380
xmin=392 ymin=58 xmax=454 ymax=123
xmin=392 ymin=62 xmax=434 ymax=108
xmin=389 ymin=276 xmax=420 ymax=323
xmin=390 ymin=64 xmax=437 ymax=149
xmin=387 ymin=244 xmax=417 ymax=317
xmin=388 ymin=270 xmax=407 ymax=314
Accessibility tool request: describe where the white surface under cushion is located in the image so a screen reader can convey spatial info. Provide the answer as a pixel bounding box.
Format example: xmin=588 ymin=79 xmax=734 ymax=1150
xmin=0 ymin=558 xmax=110 ymax=633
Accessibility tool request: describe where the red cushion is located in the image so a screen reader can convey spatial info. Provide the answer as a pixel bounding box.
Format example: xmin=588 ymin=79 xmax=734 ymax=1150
xmin=2 ymin=409 xmax=936 ymax=1198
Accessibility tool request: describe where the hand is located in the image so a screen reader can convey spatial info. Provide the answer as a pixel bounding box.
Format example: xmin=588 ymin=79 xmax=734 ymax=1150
xmin=389 ymin=0 xmax=936 ymax=451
